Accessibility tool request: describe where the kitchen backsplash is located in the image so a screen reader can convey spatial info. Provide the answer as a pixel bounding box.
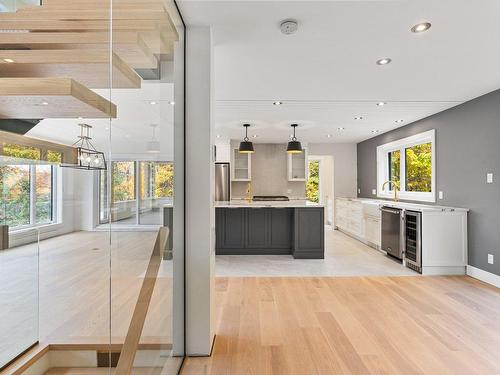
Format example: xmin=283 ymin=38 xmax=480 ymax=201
xmin=230 ymin=142 xmax=306 ymax=199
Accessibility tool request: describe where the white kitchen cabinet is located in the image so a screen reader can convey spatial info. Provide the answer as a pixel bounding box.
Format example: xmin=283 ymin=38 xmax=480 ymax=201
xmin=365 ymin=217 xmax=381 ymax=247
xmin=215 ymin=142 xmax=231 ymax=162
xmin=363 ymin=201 xmax=381 ymax=247
xmin=287 ymin=148 xmax=307 ymax=181
xmin=336 ymin=198 xmax=468 ymax=275
xmin=335 ymin=198 xmax=364 ymax=239
xmin=231 ymin=148 xmax=251 ymax=181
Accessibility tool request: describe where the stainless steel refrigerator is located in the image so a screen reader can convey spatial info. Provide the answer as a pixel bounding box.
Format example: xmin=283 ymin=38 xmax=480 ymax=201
xmin=215 ymin=162 xmax=230 ymax=201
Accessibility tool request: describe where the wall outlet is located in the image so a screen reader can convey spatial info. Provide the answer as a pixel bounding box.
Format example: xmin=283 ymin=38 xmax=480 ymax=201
xmin=488 ymin=254 xmax=494 ymax=264
xmin=371 ymin=189 xmax=377 ymax=195
xmin=287 ymin=189 xmax=292 ymax=194
xmin=487 ymin=173 xmax=494 ymax=184
xmin=438 ymin=191 xmax=444 ymax=200
xmin=358 ymin=188 xmax=361 ymax=194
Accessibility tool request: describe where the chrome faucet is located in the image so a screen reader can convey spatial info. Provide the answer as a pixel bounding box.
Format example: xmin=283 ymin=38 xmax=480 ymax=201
xmin=382 ymin=180 xmax=400 ymax=202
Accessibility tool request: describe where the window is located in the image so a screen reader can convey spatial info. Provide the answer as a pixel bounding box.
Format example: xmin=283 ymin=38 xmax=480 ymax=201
xmin=0 ymin=164 xmax=57 ymax=229
xmin=306 ymin=160 xmax=320 ymax=203
xmin=377 ymin=130 xmax=435 ymax=202
xmin=99 ymin=160 xmax=174 ymax=225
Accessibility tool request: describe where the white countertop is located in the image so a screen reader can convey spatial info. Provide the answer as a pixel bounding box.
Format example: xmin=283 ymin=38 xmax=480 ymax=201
xmin=336 ymin=197 xmax=468 ymax=212
xmin=215 ymin=200 xmax=324 ymax=208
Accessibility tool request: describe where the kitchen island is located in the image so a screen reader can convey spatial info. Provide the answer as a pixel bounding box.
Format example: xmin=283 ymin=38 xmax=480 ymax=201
xmin=215 ymin=200 xmax=324 ymax=259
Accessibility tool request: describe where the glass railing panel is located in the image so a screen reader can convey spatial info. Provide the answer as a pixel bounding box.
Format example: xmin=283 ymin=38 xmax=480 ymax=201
xmin=0 ymin=225 xmax=39 ymax=370
xmin=109 ymin=0 xmax=185 ymax=372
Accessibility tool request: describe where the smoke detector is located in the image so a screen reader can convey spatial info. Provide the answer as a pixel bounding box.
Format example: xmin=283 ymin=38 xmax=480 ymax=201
xmin=280 ymin=20 xmax=298 ymax=35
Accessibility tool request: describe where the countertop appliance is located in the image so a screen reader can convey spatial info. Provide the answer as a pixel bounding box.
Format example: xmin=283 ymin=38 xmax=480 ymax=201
xmin=381 ymin=206 xmax=403 ymax=259
xmin=404 ymin=210 xmax=422 ymax=273
xmin=252 ymin=196 xmax=290 ymax=201
xmin=215 ymin=162 xmax=230 ymax=201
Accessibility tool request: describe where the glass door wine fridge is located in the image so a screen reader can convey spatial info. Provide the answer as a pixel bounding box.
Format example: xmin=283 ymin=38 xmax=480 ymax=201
xmin=404 ymin=210 xmax=422 ymax=273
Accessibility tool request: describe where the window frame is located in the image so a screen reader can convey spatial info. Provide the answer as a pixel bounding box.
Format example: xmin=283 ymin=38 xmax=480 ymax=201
xmin=376 ymin=129 xmax=436 ymax=202
xmin=98 ymin=159 xmax=174 ymax=226
xmin=2 ymin=164 xmax=58 ymax=231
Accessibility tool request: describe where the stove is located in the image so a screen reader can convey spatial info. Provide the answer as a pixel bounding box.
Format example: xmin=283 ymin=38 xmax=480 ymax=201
xmin=252 ymin=196 xmax=290 ymax=201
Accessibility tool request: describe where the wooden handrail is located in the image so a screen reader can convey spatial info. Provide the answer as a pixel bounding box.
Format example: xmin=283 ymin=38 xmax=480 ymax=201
xmin=115 ymin=227 xmax=168 ymax=375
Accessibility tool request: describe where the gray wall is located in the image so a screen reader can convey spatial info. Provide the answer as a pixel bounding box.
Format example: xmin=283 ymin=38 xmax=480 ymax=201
xmin=308 ymin=143 xmax=358 ymax=199
xmin=231 ymin=142 xmax=306 ymax=199
xmin=357 ymin=89 xmax=500 ymax=276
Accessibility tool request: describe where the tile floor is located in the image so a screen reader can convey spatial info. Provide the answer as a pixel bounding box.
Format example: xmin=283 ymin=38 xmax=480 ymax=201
xmin=215 ymin=228 xmax=417 ymax=277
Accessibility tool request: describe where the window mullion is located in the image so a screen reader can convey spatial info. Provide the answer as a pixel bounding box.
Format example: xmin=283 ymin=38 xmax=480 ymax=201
xmin=29 ymin=165 xmax=36 ymax=225
xmin=400 ymin=147 xmax=406 ymax=193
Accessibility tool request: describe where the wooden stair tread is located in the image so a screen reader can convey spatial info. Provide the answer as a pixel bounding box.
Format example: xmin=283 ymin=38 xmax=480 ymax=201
xmin=0 ymin=77 xmax=117 ymax=118
xmin=0 ymin=31 xmax=158 ymax=69
xmin=0 ymin=50 xmax=140 ymax=89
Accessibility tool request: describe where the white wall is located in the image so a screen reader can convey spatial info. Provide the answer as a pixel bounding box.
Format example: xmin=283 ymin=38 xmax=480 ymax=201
xmin=185 ymin=26 xmax=215 ymax=356
xmin=308 ymin=143 xmax=358 ymax=199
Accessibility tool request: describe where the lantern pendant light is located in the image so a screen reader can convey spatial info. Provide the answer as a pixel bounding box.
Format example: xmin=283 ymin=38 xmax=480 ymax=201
xmin=287 ymin=123 xmax=303 ymax=153
xmin=239 ymin=123 xmax=255 ymax=153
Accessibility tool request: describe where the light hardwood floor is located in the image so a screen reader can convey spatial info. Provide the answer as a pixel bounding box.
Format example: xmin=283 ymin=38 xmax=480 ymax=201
xmin=181 ymin=276 xmax=500 ymax=375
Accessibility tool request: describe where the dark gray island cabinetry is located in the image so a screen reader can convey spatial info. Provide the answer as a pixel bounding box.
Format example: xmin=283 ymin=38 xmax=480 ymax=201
xmin=215 ymin=205 xmax=324 ymax=259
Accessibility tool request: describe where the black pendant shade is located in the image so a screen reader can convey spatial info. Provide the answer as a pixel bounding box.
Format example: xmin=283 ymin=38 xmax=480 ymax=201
xmin=287 ymin=124 xmax=303 ymax=153
xmin=239 ymin=124 xmax=255 ymax=153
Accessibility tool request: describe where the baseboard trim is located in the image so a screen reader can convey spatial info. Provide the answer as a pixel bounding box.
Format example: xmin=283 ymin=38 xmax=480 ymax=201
xmin=467 ymin=265 xmax=500 ymax=288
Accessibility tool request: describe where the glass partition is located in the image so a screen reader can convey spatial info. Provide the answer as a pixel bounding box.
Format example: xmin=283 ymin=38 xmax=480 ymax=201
xmin=1 ymin=0 xmax=185 ymax=372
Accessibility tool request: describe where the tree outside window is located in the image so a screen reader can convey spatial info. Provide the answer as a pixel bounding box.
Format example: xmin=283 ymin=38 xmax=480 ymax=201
xmin=405 ymin=143 xmax=432 ymax=192
xmin=306 ymin=160 xmax=320 ymax=203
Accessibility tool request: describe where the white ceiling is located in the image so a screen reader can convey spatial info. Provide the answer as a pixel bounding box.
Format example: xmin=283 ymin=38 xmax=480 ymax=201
xmin=179 ymin=0 xmax=500 ymax=143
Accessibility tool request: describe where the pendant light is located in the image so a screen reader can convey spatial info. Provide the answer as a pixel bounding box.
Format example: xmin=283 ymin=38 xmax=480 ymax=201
xmin=61 ymin=123 xmax=106 ymax=170
xmin=287 ymin=123 xmax=302 ymax=153
xmin=239 ymin=123 xmax=255 ymax=153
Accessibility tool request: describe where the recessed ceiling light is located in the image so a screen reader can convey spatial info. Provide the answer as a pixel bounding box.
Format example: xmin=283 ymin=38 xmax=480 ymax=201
xmin=395 ymin=119 xmax=404 ymax=124
xmin=411 ymin=22 xmax=431 ymax=33
xmin=376 ymin=102 xmax=386 ymax=106
xmin=371 ymin=129 xmax=379 ymax=133
xmin=150 ymin=101 xmax=157 ymax=105
xmin=337 ymin=127 xmax=345 ymax=131
xmin=41 ymin=101 xmax=49 ymax=106
xmin=326 ymin=134 xmax=332 ymax=138
xmin=169 ymin=101 xmax=175 ymax=105
xmin=216 ymin=134 xmax=221 ymax=139
xmin=354 ymin=116 xmax=363 ymax=120
xmin=273 ymin=101 xmax=282 ymax=106
xmin=376 ymin=58 xmax=392 ymax=65
xmin=3 ymin=58 xmax=14 ymax=63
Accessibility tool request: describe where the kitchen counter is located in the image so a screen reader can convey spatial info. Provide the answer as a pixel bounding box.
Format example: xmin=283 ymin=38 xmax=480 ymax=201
xmin=336 ymin=197 xmax=468 ymax=212
xmin=215 ymin=203 xmax=324 ymax=259
xmin=215 ymin=199 xmax=324 ymax=208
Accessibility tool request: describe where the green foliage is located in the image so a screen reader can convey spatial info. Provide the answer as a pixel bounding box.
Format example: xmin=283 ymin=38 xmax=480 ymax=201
xmin=35 ymin=166 xmax=52 ymax=224
xmin=306 ymin=160 xmax=319 ymax=203
xmin=389 ymin=150 xmax=401 ymax=188
xmin=3 ymin=143 xmax=40 ymax=160
xmin=0 ymin=165 xmax=31 ymax=226
xmin=112 ymin=161 xmax=135 ymax=202
xmin=406 ymin=143 xmax=432 ymax=192
xmin=155 ymin=163 xmax=174 ymax=198
xmin=47 ymin=150 xmax=62 ymax=163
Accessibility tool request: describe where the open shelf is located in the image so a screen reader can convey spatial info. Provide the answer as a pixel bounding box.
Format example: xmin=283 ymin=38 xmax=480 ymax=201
xmin=0 ymin=77 xmax=117 ymax=119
